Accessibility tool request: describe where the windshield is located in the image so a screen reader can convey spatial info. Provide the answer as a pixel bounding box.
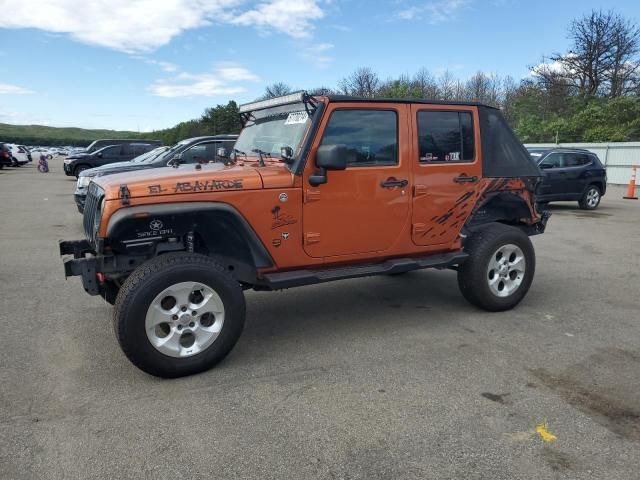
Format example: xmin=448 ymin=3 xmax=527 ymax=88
xmin=133 ymin=146 xmax=168 ymax=163
xmin=151 ymin=139 xmax=192 ymax=165
xmin=234 ymin=104 xmax=312 ymax=165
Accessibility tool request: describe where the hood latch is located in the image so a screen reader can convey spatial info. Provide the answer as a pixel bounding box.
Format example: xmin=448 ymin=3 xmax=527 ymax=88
xmin=119 ymin=184 xmax=131 ymax=206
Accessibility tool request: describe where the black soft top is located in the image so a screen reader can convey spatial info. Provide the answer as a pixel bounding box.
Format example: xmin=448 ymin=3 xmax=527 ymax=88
xmin=324 ymin=96 xmax=539 ymax=178
xmin=325 ymin=95 xmax=499 ymax=110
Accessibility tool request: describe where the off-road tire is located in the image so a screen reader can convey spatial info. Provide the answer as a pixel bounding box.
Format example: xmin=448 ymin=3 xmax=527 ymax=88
xmin=102 ymin=281 xmax=120 ymax=305
xmin=113 ymin=252 xmax=246 ymax=377
xmin=457 ymin=223 xmax=535 ymax=312
xmin=579 ymin=185 xmax=601 ymax=210
xmin=73 ymin=164 xmax=89 ymax=177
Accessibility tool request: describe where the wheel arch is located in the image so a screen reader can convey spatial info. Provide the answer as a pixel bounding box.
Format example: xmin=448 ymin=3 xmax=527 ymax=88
xmin=464 ymin=192 xmax=535 ymax=232
xmin=105 ymin=202 xmax=274 ymax=283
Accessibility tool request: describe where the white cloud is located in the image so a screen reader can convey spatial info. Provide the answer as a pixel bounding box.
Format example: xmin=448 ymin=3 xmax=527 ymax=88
xmin=0 ymin=83 xmax=34 ymax=95
xmin=149 ymin=64 xmax=259 ymax=97
xmin=397 ymin=0 xmax=467 ymax=23
xmin=0 ymin=0 xmax=327 ymax=53
xmin=230 ymin=0 xmax=325 ymax=38
xmin=300 ymin=42 xmax=334 ymax=68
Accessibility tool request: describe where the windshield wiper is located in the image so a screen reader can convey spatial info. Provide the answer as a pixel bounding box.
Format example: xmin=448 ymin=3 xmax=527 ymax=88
xmin=251 ymin=148 xmax=270 ymax=167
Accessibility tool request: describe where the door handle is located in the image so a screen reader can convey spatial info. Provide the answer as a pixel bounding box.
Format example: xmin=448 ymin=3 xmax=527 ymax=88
xmin=381 ymin=178 xmax=408 ymax=188
xmin=453 ymin=175 xmax=478 ymax=183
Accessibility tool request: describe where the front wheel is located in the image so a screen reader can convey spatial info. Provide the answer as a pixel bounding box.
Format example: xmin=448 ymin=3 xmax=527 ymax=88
xmin=579 ymin=185 xmax=601 ymax=210
xmin=113 ymin=253 xmax=246 ymax=377
xmin=457 ymin=223 xmax=535 ymax=312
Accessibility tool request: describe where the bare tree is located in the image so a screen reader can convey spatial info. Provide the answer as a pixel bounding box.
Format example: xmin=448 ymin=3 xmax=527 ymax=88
xmin=542 ymin=10 xmax=640 ymax=97
xmin=338 ymin=67 xmax=380 ymax=97
xmin=412 ymin=68 xmax=439 ymax=99
xmin=438 ymin=70 xmax=456 ymax=100
xmin=261 ymin=82 xmax=292 ymax=99
xmin=607 ymin=14 xmax=640 ymax=96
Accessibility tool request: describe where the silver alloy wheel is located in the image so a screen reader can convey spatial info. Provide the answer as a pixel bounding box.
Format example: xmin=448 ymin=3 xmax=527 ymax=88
xmin=586 ymin=188 xmax=600 ymax=208
xmin=145 ymin=281 xmax=225 ymax=358
xmin=486 ymin=244 xmax=526 ymax=298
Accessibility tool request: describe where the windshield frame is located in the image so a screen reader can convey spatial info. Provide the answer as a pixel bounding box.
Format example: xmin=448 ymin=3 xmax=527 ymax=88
xmin=235 ymin=99 xmax=323 ymax=174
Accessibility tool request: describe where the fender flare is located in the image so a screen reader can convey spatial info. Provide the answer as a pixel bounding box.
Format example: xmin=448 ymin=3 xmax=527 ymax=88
xmin=106 ymin=202 xmax=274 ymax=269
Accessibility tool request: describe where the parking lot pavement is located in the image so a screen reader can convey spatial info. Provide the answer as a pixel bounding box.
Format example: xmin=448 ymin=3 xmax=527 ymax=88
xmin=0 ymin=162 xmax=639 ymax=480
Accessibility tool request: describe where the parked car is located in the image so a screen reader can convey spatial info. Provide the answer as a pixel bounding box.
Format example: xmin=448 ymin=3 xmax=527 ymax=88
xmin=60 ymin=92 xmax=548 ymax=378
xmin=5 ymin=144 xmax=31 ymax=166
xmin=63 ymin=142 xmax=159 ymax=177
xmin=85 ymin=139 xmax=161 ymax=154
xmin=0 ymin=143 xmax=12 ymax=169
xmin=74 ymin=135 xmax=237 ymax=212
xmin=528 ymin=147 xmax=607 ymax=210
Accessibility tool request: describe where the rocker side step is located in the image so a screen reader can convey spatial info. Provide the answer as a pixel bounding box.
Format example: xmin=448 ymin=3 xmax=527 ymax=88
xmin=260 ymin=251 xmax=468 ymax=290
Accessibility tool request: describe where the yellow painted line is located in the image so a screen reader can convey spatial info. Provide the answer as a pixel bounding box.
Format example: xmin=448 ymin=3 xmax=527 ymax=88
xmin=535 ymin=422 xmax=557 ymax=442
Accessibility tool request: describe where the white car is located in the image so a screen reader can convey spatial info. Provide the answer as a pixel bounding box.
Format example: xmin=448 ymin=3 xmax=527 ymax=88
xmin=6 ymin=144 xmax=31 ymax=166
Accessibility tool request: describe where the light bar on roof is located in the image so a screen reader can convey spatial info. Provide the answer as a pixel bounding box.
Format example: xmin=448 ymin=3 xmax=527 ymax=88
xmin=239 ymin=91 xmax=307 ymax=114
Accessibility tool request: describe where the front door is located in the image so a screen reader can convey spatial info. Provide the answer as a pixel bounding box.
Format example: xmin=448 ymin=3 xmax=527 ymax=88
xmin=410 ymin=105 xmax=482 ymax=246
xmin=303 ymin=104 xmax=411 ymax=259
xmin=98 ymin=145 xmax=122 ymax=166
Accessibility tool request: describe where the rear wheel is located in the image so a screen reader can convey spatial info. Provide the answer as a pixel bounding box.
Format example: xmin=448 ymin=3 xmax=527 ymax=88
xmin=457 ymin=223 xmax=535 ymax=311
xmin=113 ymin=253 xmax=245 ymax=377
xmin=579 ymin=185 xmax=601 ymax=210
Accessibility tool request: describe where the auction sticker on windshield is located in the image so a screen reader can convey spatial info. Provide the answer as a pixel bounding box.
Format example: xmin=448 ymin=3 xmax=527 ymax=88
xmin=284 ymin=111 xmax=308 ymax=125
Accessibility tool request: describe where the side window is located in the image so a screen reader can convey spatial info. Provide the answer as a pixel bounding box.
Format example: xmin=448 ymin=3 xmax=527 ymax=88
xmin=320 ymin=109 xmax=398 ymax=167
xmin=121 ymin=144 xmax=133 ymax=155
xmin=182 ymin=142 xmax=216 ymax=164
xmin=541 ymin=153 xmax=563 ymax=168
xmin=104 ymin=146 xmax=121 ymax=157
xmin=564 ymin=153 xmax=586 ymax=167
xmin=417 ymin=111 xmax=475 ymax=163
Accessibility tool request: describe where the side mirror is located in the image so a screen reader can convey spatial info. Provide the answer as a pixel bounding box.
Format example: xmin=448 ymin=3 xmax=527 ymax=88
xmin=96 ymin=152 xmax=103 ymax=158
xmin=309 ymin=144 xmax=348 ymax=186
xmin=168 ymin=153 xmax=183 ymax=167
xmin=217 ymin=147 xmax=228 ymax=159
xmin=539 ymin=162 xmax=553 ymax=169
xmin=316 ymin=144 xmax=348 ymax=170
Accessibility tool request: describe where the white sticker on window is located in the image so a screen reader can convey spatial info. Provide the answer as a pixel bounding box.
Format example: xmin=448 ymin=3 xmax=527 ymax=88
xmin=284 ymin=111 xmax=309 ymax=125
xmin=450 ymin=151 xmax=460 ymax=161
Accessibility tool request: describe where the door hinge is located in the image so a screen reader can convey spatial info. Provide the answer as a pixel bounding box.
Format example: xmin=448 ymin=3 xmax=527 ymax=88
xmin=413 ymin=184 xmax=428 ymax=197
xmin=304 ymin=189 xmax=321 ymax=203
xmin=304 ymin=232 xmax=321 ymax=245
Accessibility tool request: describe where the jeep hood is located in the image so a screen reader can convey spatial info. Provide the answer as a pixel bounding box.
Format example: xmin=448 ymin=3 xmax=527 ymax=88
xmin=93 ymin=162 xmax=293 ymax=200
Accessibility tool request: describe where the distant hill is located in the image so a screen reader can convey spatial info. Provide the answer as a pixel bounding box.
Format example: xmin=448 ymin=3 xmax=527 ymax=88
xmin=0 ymin=123 xmax=146 ymax=147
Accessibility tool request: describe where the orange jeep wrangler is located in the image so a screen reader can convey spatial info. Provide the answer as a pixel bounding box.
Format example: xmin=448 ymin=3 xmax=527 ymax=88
xmin=60 ymin=92 xmax=549 ymax=377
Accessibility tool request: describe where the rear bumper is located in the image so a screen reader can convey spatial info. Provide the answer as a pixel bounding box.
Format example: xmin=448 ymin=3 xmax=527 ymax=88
xmin=63 ymin=163 xmax=74 ymax=176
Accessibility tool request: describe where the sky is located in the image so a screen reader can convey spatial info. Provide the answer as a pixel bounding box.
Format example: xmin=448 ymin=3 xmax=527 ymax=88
xmin=0 ymin=0 xmax=639 ymax=132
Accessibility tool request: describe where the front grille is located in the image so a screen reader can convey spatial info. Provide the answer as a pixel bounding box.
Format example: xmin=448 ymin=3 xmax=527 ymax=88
xmin=83 ymin=182 xmax=105 ymax=247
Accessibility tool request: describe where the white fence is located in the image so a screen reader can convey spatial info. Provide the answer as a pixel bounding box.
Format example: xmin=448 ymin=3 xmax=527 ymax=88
xmin=524 ymin=142 xmax=640 ymax=185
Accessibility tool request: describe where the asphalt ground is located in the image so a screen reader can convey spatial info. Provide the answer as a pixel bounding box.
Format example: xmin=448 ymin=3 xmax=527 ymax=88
xmin=1 ymin=160 xmax=639 ymax=480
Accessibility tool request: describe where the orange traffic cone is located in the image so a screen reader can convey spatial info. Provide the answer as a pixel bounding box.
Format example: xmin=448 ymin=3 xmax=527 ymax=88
xmin=623 ymin=166 xmax=638 ymax=200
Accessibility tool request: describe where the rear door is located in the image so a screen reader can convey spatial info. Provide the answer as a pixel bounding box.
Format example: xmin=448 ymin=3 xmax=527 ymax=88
xmin=563 ymin=152 xmax=591 ymax=194
xmin=410 ymin=105 xmax=482 ymax=246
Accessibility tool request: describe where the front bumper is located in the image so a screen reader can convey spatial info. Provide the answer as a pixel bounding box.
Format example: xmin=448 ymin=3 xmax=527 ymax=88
xmin=60 ymin=240 xmax=100 ymax=295
xmin=63 ymin=162 xmax=74 ymax=175
xmin=60 ymin=239 xmax=148 ymax=297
